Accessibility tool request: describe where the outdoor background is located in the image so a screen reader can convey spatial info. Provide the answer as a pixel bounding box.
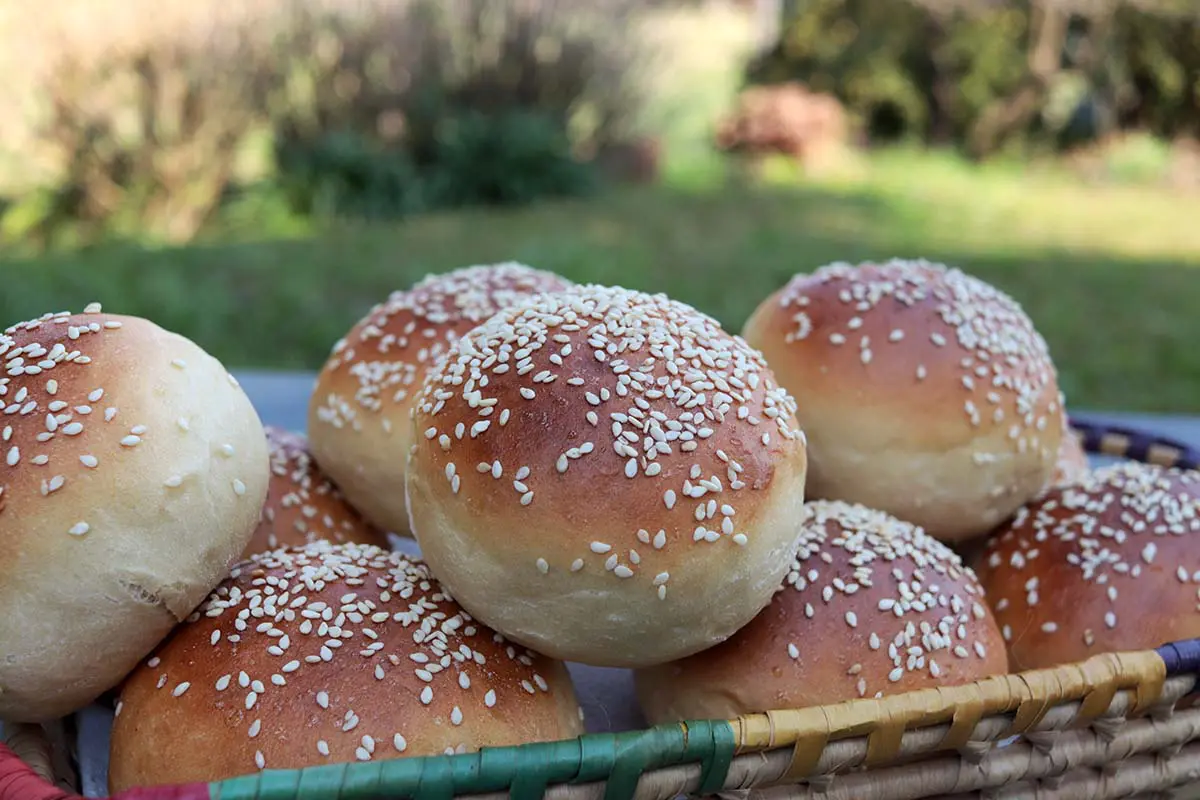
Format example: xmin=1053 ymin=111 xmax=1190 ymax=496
xmin=0 ymin=0 xmax=1197 ymax=412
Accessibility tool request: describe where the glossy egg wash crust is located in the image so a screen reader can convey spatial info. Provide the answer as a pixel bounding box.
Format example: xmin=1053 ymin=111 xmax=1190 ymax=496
xmin=1 ymin=305 xmax=253 ymax=527
xmin=308 ymin=262 xmax=575 ymax=536
xmin=978 ymin=462 xmax=1200 ymax=670
xmin=313 ymin=263 xmax=576 ymax=431
xmin=743 ymin=258 xmax=1064 ymax=542
xmin=406 ymin=284 xmax=809 ymax=667
xmin=635 ymin=500 xmax=1007 ymax=722
xmin=2 ymin=305 xmax=150 ymax=527
xmin=108 ymin=542 xmax=583 ymax=791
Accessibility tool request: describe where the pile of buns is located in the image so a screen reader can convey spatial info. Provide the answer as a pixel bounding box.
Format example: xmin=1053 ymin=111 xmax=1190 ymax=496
xmin=1 ymin=261 xmax=1196 ymax=792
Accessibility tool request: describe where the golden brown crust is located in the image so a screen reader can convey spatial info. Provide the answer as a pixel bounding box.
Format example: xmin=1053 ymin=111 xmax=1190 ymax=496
xmin=407 ymin=285 xmax=808 ymax=667
xmin=108 ymin=542 xmax=584 ymax=791
xmin=243 ymin=427 xmax=389 ymax=557
xmin=976 ymin=463 xmax=1200 ymax=671
xmin=308 ymin=263 xmax=575 ymax=536
xmin=0 ymin=306 xmax=269 ymax=722
xmin=742 ymin=259 xmax=1064 ymax=541
xmin=634 ymin=501 xmax=1007 ymax=722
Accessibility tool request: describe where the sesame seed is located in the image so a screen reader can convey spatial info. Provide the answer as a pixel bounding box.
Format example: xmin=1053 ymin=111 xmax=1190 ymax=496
xmin=164 ymin=475 xmax=184 ymax=488
xmin=316 ymin=691 xmax=329 ymax=709
xmin=787 ymin=643 xmax=799 ymax=659
xmin=233 ymin=479 xmax=247 ymax=496
xmin=420 ymin=686 xmax=433 ymax=705
xmin=62 ymin=422 xmax=83 ymax=436
xmin=172 ymin=682 xmax=191 ymax=697
xmin=317 ymin=741 xmax=330 ymax=757
xmin=120 ymin=435 xmax=141 ymax=447
xmin=171 ymin=359 xmax=187 ymax=369
xmin=254 ymin=751 xmax=265 ymax=770
xmin=68 ymin=522 xmax=90 ymax=537
xmin=485 ymin=689 xmax=497 ymax=707
xmin=536 ymin=558 xmax=549 ymax=574
xmin=394 ymin=734 xmax=408 ymax=752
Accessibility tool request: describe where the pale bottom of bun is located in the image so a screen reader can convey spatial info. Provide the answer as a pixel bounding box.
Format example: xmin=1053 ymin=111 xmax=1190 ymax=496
xmin=308 ymin=426 xmax=413 ymax=538
xmin=805 ymin=432 xmax=1055 ymax=542
xmin=406 ymin=469 xmax=809 ymax=669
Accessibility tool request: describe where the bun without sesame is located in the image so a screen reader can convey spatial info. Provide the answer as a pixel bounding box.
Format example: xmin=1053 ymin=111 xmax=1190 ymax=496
xmin=634 ymin=500 xmax=1007 ymax=722
xmin=742 ymin=259 xmax=1064 ymax=542
xmin=243 ymin=426 xmax=390 ymax=557
xmin=975 ymin=462 xmax=1200 ymax=671
xmin=107 ymin=542 xmax=584 ymax=791
xmin=308 ymin=263 xmax=575 ymax=537
xmin=0 ymin=307 xmax=269 ymax=723
xmin=406 ymin=284 xmax=809 ymax=668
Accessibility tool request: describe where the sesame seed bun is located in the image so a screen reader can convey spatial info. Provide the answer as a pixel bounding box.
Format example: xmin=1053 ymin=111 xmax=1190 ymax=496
xmin=1050 ymin=428 xmax=1089 ymax=486
xmin=634 ymin=500 xmax=1007 ymax=722
xmin=742 ymin=259 xmax=1064 ymax=542
xmin=243 ymin=427 xmax=390 ymax=558
xmin=406 ymin=285 xmax=809 ymax=668
xmin=308 ymin=263 xmax=575 ymax=537
xmin=0 ymin=307 xmax=269 ymax=723
xmin=975 ymin=462 xmax=1200 ymax=671
xmin=107 ymin=542 xmax=584 ymax=790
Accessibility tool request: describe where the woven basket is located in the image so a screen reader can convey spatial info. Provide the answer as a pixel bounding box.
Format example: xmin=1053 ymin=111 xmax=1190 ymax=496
xmin=2 ymin=414 xmax=1198 ymax=800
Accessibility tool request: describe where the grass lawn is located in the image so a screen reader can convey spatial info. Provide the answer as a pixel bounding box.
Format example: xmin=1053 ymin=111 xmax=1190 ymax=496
xmin=1 ymin=148 xmax=1197 ymax=412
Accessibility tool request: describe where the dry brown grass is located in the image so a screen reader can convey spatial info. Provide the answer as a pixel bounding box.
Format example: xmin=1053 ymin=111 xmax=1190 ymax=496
xmin=0 ymin=0 xmax=757 ymax=191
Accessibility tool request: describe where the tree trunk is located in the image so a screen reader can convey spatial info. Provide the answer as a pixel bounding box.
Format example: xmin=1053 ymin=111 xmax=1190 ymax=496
xmin=967 ymin=0 xmax=1069 ymax=159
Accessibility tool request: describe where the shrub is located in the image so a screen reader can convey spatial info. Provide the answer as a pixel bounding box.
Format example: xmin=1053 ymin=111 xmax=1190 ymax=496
xmin=423 ymin=110 xmax=599 ymax=208
xmin=3 ymin=32 xmax=270 ymax=249
xmin=749 ymin=0 xmax=1200 ymax=158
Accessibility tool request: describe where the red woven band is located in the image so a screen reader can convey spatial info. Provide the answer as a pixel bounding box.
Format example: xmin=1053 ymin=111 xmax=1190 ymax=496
xmin=0 ymin=744 xmax=209 ymax=800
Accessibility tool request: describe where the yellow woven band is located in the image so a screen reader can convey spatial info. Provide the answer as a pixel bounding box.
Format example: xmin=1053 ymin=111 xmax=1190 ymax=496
xmin=729 ymin=649 xmax=1166 ymax=780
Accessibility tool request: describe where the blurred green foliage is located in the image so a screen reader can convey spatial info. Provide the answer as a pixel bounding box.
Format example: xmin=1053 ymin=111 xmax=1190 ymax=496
xmin=752 ymin=0 xmax=1200 ymax=157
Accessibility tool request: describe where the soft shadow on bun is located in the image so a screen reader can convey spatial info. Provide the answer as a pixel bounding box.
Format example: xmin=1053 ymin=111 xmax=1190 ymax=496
xmin=0 ymin=306 xmax=269 ymax=722
xmin=635 ymin=500 xmax=1007 ymax=723
xmin=742 ymin=258 xmax=1064 ymax=542
xmin=406 ymin=285 xmax=809 ymax=668
xmin=108 ymin=542 xmax=584 ymax=791
xmin=308 ymin=263 xmax=575 ymax=537
xmin=243 ymin=426 xmax=390 ymax=557
xmin=975 ymin=462 xmax=1200 ymax=671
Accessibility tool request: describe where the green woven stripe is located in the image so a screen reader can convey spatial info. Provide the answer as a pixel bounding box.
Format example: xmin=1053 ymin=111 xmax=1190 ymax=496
xmin=210 ymin=721 xmax=737 ymax=800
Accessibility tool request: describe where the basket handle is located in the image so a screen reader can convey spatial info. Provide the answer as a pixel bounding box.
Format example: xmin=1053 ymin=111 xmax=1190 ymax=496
xmin=1068 ymin=413 xmax=1200 ymax=470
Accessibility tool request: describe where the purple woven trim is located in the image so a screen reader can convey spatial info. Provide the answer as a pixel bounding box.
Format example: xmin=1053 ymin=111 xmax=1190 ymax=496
xmin=1067 ymin=414 xmax=1199 ymax=470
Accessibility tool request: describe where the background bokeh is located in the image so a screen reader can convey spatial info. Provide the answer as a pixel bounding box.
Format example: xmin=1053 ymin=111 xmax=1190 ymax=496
xmin=0 ymin=0 xmax=1197 ymax=411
